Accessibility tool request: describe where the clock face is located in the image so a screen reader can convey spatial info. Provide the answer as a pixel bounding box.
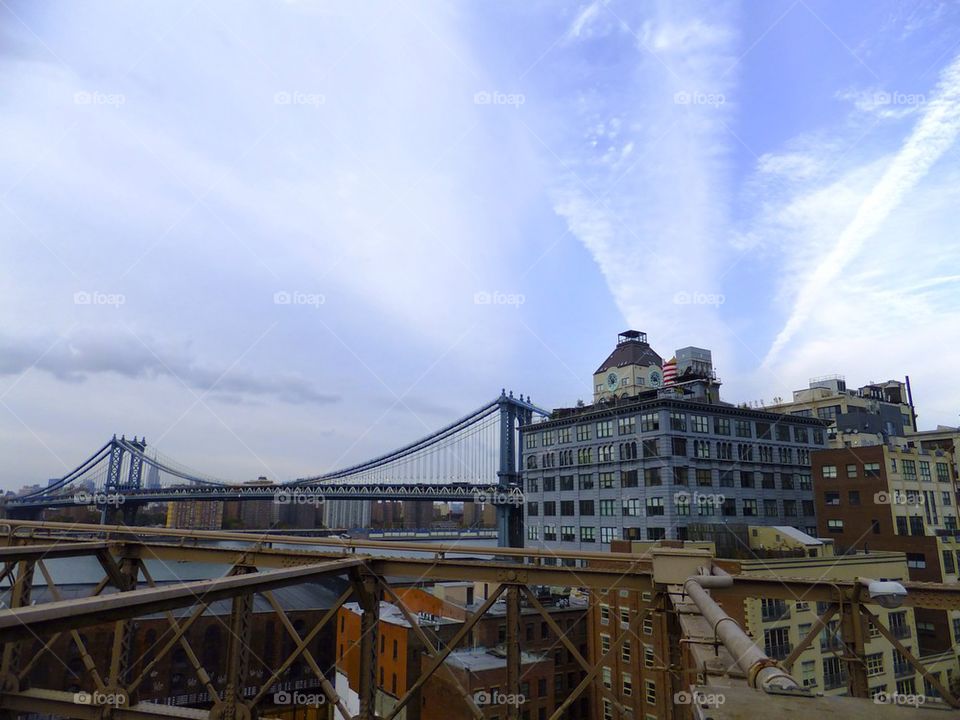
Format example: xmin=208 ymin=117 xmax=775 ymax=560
xmin=606 ymin=372 xmax=618 ymax=390
xmin=649 ymin=370 xmax=662 ymax=388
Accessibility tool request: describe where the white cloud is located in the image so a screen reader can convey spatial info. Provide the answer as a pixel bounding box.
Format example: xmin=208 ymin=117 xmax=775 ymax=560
xmin=550 ymin=0 xmax=738 ymax=358
xmin=763 ymin=52 xmax=960 ymax=366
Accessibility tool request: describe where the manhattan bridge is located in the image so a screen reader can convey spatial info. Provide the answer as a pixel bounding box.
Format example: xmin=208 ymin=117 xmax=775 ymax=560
xmin=4 ymin=391 xmax=544 ymax=547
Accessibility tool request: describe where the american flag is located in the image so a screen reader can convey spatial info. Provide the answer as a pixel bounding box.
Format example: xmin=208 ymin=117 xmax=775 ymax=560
xmin=662 ymin=357 xmax=677 ymax=385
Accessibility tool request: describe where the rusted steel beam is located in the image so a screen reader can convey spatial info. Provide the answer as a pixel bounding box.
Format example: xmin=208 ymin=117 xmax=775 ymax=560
xmin=0 ymin=541 xmax=112 ymax=561
xmin=0 ymin=557 xmax=364 ymax=642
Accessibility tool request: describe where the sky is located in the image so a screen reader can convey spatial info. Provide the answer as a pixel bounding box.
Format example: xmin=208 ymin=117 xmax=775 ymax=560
xmin=2 ymin=0 xmax=959 ymax=490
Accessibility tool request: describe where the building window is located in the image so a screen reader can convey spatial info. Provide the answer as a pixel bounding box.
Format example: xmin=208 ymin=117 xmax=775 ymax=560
xmin=673 ymin=467 xmax=689 ymax=485
xmin=735 ymin=420 xmax=753 ymax=438
xmin=596 ymin=472 xmax=614 ymax=489
xmin=866 ymin=652 xmax=883 ymax=677
xmin=596 ymin=420 xmax=613 ymax=438
xmin=827 ymin=519 xmax=844 ymax=533
xmin=822 ymin=465 xmax=837 ymax=479
xmin=601 ymin=666 xmax=612 ymax=689
xmin=527 ymin=502 xmax=539 ymax=516
xmin=691 ymin=415 xmax=709 ymax=433
xmin=742 ymin=499 xmax=758 ymax=517
xmin=621 ymin=469 xmax=639 ymax=488
xmin=645 ymin=497 xmax=664 ymax=516
xmin=848 ymin=490 xmax=860 ymax=505
xmin=620 ymin=441 xmax=638 ymax=460
xmin=902 ymin=459 xmax=917 ymax=479
xmin=623 ymin=499 xmax=643 ymax=517
xmin=907 ymin=553 xmax=926 ymax=569
xmin=600 ymin=527 xmax=616 ymax=543
xmin=622 ymin=673 xmax=633 ymax=697
xmin=696 ymin=468 xmax=713 ymax=486
xmin=670 ymin=412 xmax=687 ymax=431
xmin=644 ymin=467 xmax=662 ymax=486
xmin=576 ymin=425 xmax=591 ymax=442
xmin=642 ymin=439 xmax=659 ymax=458
xmin=864 ymin=462 xmax=881 ymax=477
xmin=714 ymin=417 xmax=731 ymax=435
xmin=824 ymin=491 xmax=840 ymax=506
xmin=694 ymin=439 xmax=711 ymax=458
xmin=671 ymin=437 xmax=688 ymax=456
xmin=640 ymin=412 xmax=659 ymax=432
xmin=527 ymin=525 xmax=539 ymax=540
xmin=560 ymin=526 xmax=575 ymax=542
xmin=618 ymin=417 xmax=636 ymax=435
xmin=764 ymin=499 xmax=778 ymax=516
xmin=764 ymin=627 xmax=791 ymax=659
xmin=579 ymin=499 xmax=595 ymax=516
xmin=621 ymin=639 xmax=631 ymax=663
xmin=600 ymin=500 xmax=617 ymax=516
xmin=645 ymin=680 xmax=656 ymax=705
xmin=600 ymin=633 xmax=610 ymax=654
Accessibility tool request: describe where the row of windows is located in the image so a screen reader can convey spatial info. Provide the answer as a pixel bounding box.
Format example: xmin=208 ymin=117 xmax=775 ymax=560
xmin=525 ymin=415 xmax=825 ymax=448
xmin=821 ymin=460 xmax=950 ymax=481
xmin=526 ymin=469 xmax=812 ymax=492
xmin=527 ymin=439 xmax=812 ymax=468
xmin=527 ymin=497 xmax=814 ymax=518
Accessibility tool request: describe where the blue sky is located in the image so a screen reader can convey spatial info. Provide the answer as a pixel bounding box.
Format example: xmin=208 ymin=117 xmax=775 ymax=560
xmin=2 ymin=0 xmax=959 ymax=489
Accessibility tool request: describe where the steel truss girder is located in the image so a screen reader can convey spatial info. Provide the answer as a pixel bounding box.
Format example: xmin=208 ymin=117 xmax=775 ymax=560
xmin=0 ymin=557 xmax=364 ymax=642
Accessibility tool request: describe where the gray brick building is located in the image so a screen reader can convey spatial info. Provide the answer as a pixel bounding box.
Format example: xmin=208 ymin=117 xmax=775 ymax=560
xmin=520 ymin=332 xmax=828 ymax=555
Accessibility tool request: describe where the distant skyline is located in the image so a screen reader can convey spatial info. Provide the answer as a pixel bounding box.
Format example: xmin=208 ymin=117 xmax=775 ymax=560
xmin=2 ymin=0 xmax=959 ymax=490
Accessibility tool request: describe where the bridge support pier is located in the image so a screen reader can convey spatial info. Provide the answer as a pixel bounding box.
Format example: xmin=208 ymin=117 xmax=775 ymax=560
xmin=496 ymin=392 xmax=529 ymax=549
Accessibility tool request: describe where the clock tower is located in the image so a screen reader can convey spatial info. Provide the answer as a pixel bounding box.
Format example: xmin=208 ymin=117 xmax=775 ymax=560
xmin=592 ymin=330 xmax=664 ymax=403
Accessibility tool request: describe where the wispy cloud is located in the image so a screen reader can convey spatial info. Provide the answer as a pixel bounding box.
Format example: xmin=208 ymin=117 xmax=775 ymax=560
xmin=763 ymin=52 xmax=960 ymax=366
xmin=548 ymin=0 xmax=738 ymax=355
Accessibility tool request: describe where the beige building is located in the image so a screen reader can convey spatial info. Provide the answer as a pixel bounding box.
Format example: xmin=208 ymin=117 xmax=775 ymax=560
xmin=764 ymin=375 xmax=917 ymax=447
xmin=738 ymin=527 xmax=946 ymax=700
